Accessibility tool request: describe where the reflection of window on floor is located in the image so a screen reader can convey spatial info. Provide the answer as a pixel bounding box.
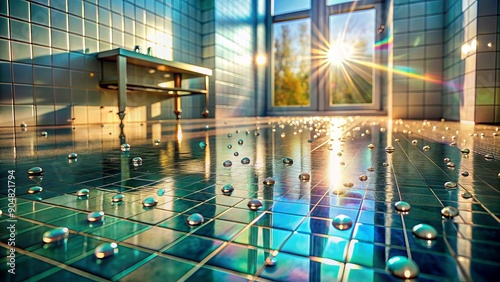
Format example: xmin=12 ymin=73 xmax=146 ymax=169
xmin=329 ymin=9 xmax=374 ymax=105
xmin=273 ymin=19 xmax=311 ymax=106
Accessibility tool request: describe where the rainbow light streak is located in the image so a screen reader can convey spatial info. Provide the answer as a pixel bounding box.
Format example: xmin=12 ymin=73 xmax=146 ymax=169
xmin=348 ymin=57 xmax=445 ymax=85
xmin=310 ymin=20 xmax=462 ymax=91
xmin=374 ymin=36 xmax=393 ymax=51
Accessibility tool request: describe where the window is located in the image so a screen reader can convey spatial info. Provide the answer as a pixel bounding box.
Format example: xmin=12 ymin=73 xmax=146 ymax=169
xmin=329 ymin=9 xmax=375 ymax=105
xmin=273 ymin=19 xmax=311 ymax=106
xmin=273 ymin=0 xmax=310 ymax=16
xmin=327 ymin=0 xmax=358 ymax=6
xmin=270 ymin=0 xmax=380 ymax=112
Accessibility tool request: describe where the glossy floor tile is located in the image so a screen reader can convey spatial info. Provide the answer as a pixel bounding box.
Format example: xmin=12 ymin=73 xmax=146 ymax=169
xmin=0 ymin=117 xmax=499 ymax=281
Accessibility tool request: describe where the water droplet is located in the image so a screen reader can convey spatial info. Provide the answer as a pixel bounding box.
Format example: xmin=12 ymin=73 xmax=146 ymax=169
xmin=367 ymin=144 xmax=375 ymax=150
xmin=21 ymin=122 xmax=27 ymax=128
xmin=332 ymin=214 xmax=353 ymax=230
xmin=461 ymin=148 xmax=470 ymax=154
xmin=332 ymin=189 xmax=346 ymax=196
xmin=120 ymin=144 xmax=131 ymax=152
xmin=28 ymin=186 xmax=43 ymax=194
xmin=248 ymin=199 xmax=263 ymax=211
xmin=132 ymin=157 xmax=143 ymax=166
xmin=263 ymin=177 xmax=275 ymax=185
xmin=385 ymin=146 xmax=395 ymax=153
xmin=367 ymin=167 xmax=374 ymax=172
xmin=42 ymin=227 xmax=69 ymax=243
xmin=298 ymin=173 xmax=310 ymax=182
xmin=282 ymin=157 xmax=294 ymax=165
xmin=28 ymin=167 xmax=44 ymax=176
xmin=411 ymin=140 xmax=418 ymax=145
xmin=199 ymin=141 xmax=207 ymax=148
xmin=68 ymin=153 xmax=78 ymax=159
xmin=95 ymin=242 xmax=118 ymax=259
xmin=233 ymin=152 xmax=239 ymax=156
xmin=412 ymin=223 xmax=437 ymax=239
xmin=462 ymin=192 xmax=472 ymax=199
xmin=394 ymin=138 xmax=400 ymax=142
xmin=227 ymin=144 xmax=232 ymax=149
xmin=238 ymin=139 xmax=244 ymax=145
xmin=112 ymin=194 xmax=124 ymax=202
xmin=450 ymin=142 xmax=457 ymax=146
xmin=41 ymin=131 xmax=48 ymax=137
xmin=485 ymin=154 xmax=494 ymax=160
xmin=227 ymin=133 xmax=232 ymax=137
xmin=441 ymin=206 xmax=459 ymax=218
xmin=142 ymin=197 xmax=157 ymax=207
xmin=187 ymin=213 xmax=205 ymax=226
xmin=443 ymin=157 xmax=450 ymax=163
xmin=387 ymin=256 xmax=420 ymax=279
xmin=223 ymin=160 xmax=233 ymax=167
xmin=308 ymin=139 xmax=313 ymax=143
xmin=265 ymin=256 xmax=277 ymax=266
xmin=446 ymin=162 xmax=455 ymax=168
xmin=359 ymin=175 xmax=368 ymax=181
xmin=343 ymin=182 xmax=354 ymax=188
xmin=444 ymin=181 xmax=457 ymax=189
xmin=394 ymin=201 xmax=411 ymax=212
xmin=76 ymin=189 xmax=89 ymax=197
xmin=241 ymin=157 xmax=250 ymax=164
xmin=87 ymin=211 xmax=104 ymax=222
xmin=157 ymin=189 xmax=165 ymax=196
xmin=461 ymin=171 xmax=469 ymax=177
xmin=383 ymin=162 xmax=389 ymax=167
xmin=204 ymin=125 xmax=210 ymax=130
xmin=154 ymin=139 xmax=160 ymax=145
xmin=423 ymin=145 xmax=430 ymax=151
xmin=221 ymin=184 xmax=234 ymax=195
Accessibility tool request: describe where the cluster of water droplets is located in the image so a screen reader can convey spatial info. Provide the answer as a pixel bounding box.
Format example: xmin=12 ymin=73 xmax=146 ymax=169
xmin=21 ymin=117 xmax=500 ymax=277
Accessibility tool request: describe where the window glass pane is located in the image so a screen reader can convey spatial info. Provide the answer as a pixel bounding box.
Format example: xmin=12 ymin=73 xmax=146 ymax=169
xmin=329 ymin=9 xmax=374 ymax=105
xmin=327 ymin=0 xmax=358 ymax=6
xmin=273 ymin=18 xmax=311 ymax=106
xmin=273 ymin=0 xmax=310 ymax=16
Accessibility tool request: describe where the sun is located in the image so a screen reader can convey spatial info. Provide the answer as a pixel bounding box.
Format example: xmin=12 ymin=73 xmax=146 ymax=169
xmin=327 ymin=41 xmax=354 ymax=65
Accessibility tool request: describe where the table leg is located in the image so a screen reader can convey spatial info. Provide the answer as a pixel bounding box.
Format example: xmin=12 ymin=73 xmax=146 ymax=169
xmin=202 ymin=75 xmax=209 ymax=117
xmin=117 ymin=55 xmax=127 ymax=140
xmin=173 ymin=73 xmax=182 ymax=119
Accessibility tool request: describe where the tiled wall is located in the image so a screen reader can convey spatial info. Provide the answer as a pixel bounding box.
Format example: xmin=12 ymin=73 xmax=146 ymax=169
xmin=443 ymin=0 xmax=500 ymax=123
xmin=473 ymin=0 xmax=499 ymax=123
xmin=386 ymin=0 xmax=394 ymax=118
xmin=443 ymin=0 xmax=477 ymax=122
xmin=391 ymin=0 xmax=444 ymax=120
xmin=201 ymin=0 xmax=216 ymax=116
xmin=208 ymin=0 xmax=266 ymax=117
xmin=0 ymin=0 xmax=266 ymax=127
xmin=0 ymin=0 xmax=211 ymax=127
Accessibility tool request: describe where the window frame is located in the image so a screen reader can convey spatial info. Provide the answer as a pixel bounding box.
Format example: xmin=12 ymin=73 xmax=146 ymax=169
xmin=267 ymin=0 xmax=385 ymax=115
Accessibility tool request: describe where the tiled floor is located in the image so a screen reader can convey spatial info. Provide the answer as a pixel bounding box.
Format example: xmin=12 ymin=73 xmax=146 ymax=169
xmin=0 ymin=117 xmax=499 ymax=281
